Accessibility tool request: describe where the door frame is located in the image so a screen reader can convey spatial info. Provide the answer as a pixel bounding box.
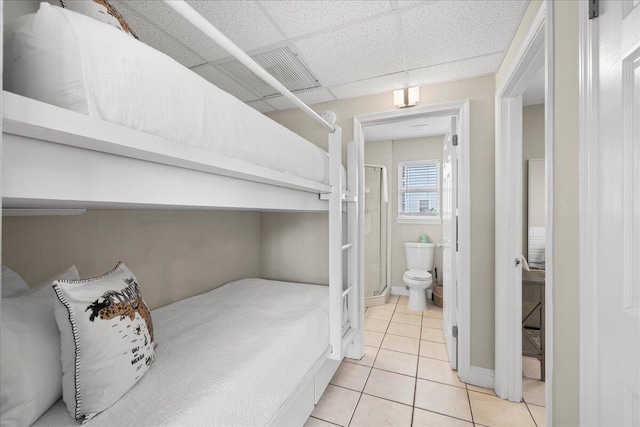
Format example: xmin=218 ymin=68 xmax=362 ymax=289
xmin=494 ymin=0 xmax=554 ymax=410
xmin=354 ymin=99 xmax=473 ymax=383
xmin=578 ymin=1 xmax=599 ymax=423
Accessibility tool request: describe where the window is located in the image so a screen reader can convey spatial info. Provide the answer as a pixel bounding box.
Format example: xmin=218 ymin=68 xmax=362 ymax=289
xmin=397 ymin=160 xmax=440 ymax=222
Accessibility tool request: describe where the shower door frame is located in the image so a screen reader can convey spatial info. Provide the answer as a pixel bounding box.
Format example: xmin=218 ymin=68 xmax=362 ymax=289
xmin=364 ymin=164 xmax=392 ymax=298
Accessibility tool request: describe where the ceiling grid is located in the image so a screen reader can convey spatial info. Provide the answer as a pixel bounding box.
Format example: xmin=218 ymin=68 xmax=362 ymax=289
xmin=112 ymin=0 xmax=530 ymax=112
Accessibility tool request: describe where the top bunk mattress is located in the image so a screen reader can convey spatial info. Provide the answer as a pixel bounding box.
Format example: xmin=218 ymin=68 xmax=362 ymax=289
xmin=33 ymin=278 xmax=330 ymax=427
xmin=4 ymin=3 xmax=334 ymax=186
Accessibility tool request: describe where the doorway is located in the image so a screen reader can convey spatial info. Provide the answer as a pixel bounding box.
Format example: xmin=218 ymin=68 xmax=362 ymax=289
xmin=494 ymin=0 xmax=554 ymax=413
xmin=354 ymin=100 xmax=472 ymax=380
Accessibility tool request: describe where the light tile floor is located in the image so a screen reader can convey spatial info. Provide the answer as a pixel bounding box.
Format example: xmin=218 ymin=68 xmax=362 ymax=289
xmin=306 ymin=296 xmax=546 ymax=427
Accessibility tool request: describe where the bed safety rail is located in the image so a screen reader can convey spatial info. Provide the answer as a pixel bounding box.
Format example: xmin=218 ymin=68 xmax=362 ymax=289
xmin=164 ymin=1 xmax=361 ymax=361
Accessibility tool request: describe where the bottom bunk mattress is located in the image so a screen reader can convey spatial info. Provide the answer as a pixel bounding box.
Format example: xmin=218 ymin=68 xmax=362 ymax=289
xmin=33 ymin=278 xmax=329 ymax=426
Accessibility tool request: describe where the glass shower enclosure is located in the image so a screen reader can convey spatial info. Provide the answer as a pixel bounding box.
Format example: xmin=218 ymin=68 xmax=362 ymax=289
xmin=364 ymin=164 xmax=390 ymax=298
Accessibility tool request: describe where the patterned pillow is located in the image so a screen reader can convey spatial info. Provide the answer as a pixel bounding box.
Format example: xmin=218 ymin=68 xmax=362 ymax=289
xmin=56 ymin=0 xmax=138 ymax=39
xmin=53 ymin=262 xmax=154 ymax=422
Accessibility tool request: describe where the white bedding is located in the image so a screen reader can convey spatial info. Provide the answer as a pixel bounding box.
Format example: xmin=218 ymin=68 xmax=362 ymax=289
xmin=4 ymin=3 xmax=335 ymax=186
xmin=33 ymin=279 xmax=329 ymax=427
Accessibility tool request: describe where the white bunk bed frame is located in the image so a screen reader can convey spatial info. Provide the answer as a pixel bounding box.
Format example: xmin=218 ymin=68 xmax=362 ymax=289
xmin=1 ymin=1 xmax=363 ymax=425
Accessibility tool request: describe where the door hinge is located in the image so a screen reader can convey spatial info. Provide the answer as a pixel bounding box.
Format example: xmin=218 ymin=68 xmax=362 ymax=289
xmin=452 ymin=326 xmax=458 ymax=338
xmin=589 ymin=0 xmax=599 ymax=19
xmin=452 ymin=134 xmax=459 ymax=146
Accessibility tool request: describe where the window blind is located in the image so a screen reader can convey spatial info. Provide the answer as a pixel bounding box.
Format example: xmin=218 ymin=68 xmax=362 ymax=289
xmin=399 ymin=162 xmax=439 ymax=216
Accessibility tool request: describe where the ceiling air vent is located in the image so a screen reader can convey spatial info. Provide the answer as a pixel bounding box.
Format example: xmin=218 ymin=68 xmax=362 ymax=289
xmin=217 ymin=46 xmax=320 ymax=98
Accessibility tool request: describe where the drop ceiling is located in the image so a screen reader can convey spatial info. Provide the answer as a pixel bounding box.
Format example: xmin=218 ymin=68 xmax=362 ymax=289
xmin=111 ymin=0 xmax=530 ymax=112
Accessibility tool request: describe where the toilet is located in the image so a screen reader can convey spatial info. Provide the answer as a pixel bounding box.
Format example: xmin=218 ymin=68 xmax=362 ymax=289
xmin=403 ymin=242 xmax=435 ymax=312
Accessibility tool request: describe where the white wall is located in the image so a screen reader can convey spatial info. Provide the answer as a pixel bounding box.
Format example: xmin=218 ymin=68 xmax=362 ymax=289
xmin=2 ymin=210 xmax=262 ymax=309
xmin=265 ymin=74 xmax=497 ymax=370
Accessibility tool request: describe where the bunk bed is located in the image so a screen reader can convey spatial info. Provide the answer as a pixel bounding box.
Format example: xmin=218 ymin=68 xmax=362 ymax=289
xmin=1 ymin=1 xmax=362 ymax=425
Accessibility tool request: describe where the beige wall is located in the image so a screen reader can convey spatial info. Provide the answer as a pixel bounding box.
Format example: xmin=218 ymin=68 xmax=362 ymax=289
xmin=551 ymin=1 xmax=580 ymax=424
xmin=260 ymin=212 xmax=329 ymax=286
xmin=523 ymin=104 xmax=545 ymax=255
xmin=390 ymin=136 xmax=444 ymax=287
xmin=266 ymin=74 xmax=497 ymax=370
xmin=497 ymin=1 xmax=581 ymax=424
xmin=2 ymin=210 xmax=261 ymax=309
xmin=3 ymin=0 xmax=38 ymax=23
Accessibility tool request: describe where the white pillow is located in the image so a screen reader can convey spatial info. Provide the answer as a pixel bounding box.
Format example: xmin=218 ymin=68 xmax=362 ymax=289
xmin=3 ymin=4 xmax=89 ymax=115
xmin=31 ymin=265 xmax=80 ymax=297
xmin=53 ymin=262 xmax=155 ymax=422
xmin=1 ymin=265 xmax=29 ymax=297
xmin=0 ymin=266 xmax=80 ymax=427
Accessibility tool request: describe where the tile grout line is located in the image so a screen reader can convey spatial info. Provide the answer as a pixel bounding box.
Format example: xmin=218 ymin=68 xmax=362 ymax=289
xmin=339 ymin=362 xmax=468 ymax=390
xmin=308 ymin=415 xmax=343 ymax=427
xmin=345 ymin=298 xmax=400 ymax=426
xmin=466 ymin=384 xmax=476 ymax=426
xmin=411 ymin=310 xmax=425 ymax=427
xmin=523 ymin=399 xmax=540 ymax=427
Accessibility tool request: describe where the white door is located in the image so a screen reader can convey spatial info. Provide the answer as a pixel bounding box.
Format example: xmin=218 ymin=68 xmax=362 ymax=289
xmin=442 ymin=116 xmax=459 ymax=369
xmin=588 ymin=1 xmax=640 ymax=424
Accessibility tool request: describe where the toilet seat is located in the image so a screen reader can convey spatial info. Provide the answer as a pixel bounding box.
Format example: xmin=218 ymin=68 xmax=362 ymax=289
xmin=404 ymin=269 xmax=432 ymax=281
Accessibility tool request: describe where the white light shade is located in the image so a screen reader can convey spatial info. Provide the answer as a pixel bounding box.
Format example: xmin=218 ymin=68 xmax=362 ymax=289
xmin=408 ymin=86 xmax=420 ymax=105
xmin=393 ymin=89 xmax=405 ymax=107
xmin=393 ymin=87 xmax=420 ymax=108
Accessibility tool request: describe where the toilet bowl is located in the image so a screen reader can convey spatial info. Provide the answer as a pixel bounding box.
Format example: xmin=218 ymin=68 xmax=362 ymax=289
xmin=403 ymin=269 xmax=433 ymax=312
xmin=403 ymin=242 xmax=436 ymax=312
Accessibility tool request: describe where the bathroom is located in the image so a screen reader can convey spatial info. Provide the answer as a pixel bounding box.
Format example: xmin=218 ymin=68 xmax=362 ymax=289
xmin=364 ymin=120 xmax=446 ymax=308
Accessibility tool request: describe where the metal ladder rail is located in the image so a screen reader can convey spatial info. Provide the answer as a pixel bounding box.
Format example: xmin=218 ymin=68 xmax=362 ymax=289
xmin=328 ymin=127 xmax=359 ymax=360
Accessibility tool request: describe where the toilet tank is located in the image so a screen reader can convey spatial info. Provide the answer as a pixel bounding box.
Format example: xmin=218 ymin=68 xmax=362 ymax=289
xmin=404 ymin=242 xmax=435 ymax=271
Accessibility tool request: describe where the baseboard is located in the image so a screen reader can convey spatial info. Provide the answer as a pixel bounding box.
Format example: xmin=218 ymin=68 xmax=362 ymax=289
xmin=462 ymin=366 xmax=495 ymax=390
xmin=391 ymin=285 xmax=409 ymax=296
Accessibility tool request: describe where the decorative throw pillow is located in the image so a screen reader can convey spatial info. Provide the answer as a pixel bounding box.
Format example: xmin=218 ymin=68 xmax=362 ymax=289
xmin=53 ymin=262 xmax=155 ymax=423
xmin=1 ymin=265 xmax=30 ymax=297
xmin=55 ymin=0 xmax=138 ymax=39
xmin=0 ymin=266 xmax=80 ymax=427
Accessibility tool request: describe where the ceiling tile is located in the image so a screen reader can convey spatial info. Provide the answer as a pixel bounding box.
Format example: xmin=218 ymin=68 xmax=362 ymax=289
xmin=265 ymin=88 xmax=336 ymax=111
xmin=192 ymin=65 xmax=261 ymax=102
xmin=247 ymin=100 xmax=277 ymax=113
xmin=113 ymin=1 xmax=227 ymax=61
xmin=187 ymin=0 xmax=285 ymax=54
xmin=400 ymin=0 xmax=528 ymax=69
xmin=330 ymin=72 xmax=410 ymax=100
xmin=264 ymin=96 xmax=296 ymax=111
xmin=330 ymin=51 xmax=502 ymax=101
xmin=295 ymin=14 xmax=403 ymax=87
xmin=297 ymin=88 xmax=336 ymax=106
xmin=259 ymin=1 xmax=392 ymax=38
xmin=406 ymin=52 xmax=503 ymax=85
xmin=111 ymin=1 xmax=205 ymax=68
